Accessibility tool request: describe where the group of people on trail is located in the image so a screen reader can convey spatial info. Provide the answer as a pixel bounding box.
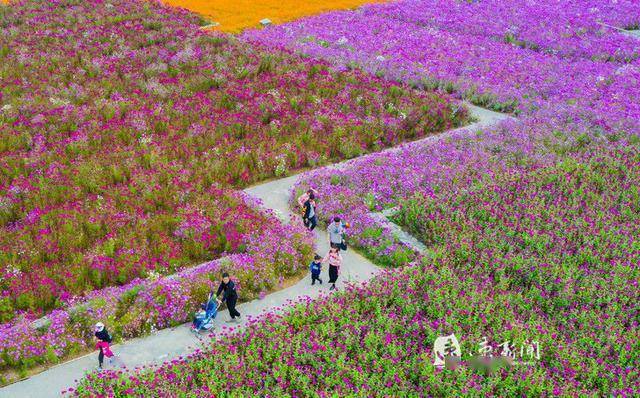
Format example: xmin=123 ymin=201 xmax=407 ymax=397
xmin=95 ymin=272 xmax=241 ymax=369
xmin=93 ymin=187 xmax=346 ymax=370
xmin=299 ymin=188 xmax=350 ymax=291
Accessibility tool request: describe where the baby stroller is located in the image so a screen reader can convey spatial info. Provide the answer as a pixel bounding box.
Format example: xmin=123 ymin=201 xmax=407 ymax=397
xmin=192 ymin=293 xmax=219 ymax=333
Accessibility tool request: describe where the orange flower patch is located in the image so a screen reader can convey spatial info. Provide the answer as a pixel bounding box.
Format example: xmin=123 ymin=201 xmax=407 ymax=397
xmin=162 ymin=0 xmax=386 ymax=33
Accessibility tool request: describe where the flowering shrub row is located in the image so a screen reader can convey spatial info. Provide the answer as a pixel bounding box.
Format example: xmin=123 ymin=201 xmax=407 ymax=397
xmin=73 ymin=0 xmax=640 ymax=395
xmin=244 ymin=3 xmax=640 ymax=133
xmin=73 ymin=120 xmax=640 ymax=396
xmin=0 ymin=0 xmax=467 ymax=316
xmin=1 ymin=185 xmax=281 ymax=321
xmin=5 ymin=0 xmax=638 ymax=394
xmin=0 ymin=205 xmax=313 ymax=383
xmin=362 ymin=0 xmax=640 ymax=61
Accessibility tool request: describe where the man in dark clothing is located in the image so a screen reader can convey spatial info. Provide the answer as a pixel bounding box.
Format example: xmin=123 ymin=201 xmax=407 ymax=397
xmin=94 ymin=322 xmax=112 ymax=369
xmin=298 ymin=188 xmax=318 ymax=228
xmin=215 ymin=272 xmax=241 ymax=322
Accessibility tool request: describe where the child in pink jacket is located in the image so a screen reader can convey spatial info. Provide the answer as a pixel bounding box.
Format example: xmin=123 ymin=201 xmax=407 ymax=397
xmin=95 ymin=338 xmax=124 ymax=370
xmin=323 ymin=246 xmax=343 ymax=291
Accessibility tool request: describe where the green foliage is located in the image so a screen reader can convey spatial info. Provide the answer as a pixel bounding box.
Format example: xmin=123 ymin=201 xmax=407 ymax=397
xmin=0 ymin=298 xmax=14 ymax=323
xmin=257 ymin=54 xmax=275 ymax=75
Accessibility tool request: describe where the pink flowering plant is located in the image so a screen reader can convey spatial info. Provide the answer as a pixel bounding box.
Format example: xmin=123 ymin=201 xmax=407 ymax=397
xmin=76 ymin=10 xmax=640 ymax=387
xmin=74 ymin=116 xmax=639 ymax=397
xmin=3 ymin=0 xmax=640 ymax=395
xmin=0 ymin=202 xmax=313 ymax=383
xmin=0 ymin=0 xmax=467 ymax=321
xmin=362 ymin=0 xmax=640 ymax=62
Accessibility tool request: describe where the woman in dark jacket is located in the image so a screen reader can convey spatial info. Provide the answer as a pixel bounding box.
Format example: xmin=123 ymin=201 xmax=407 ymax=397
xmin=215 ymin=272 xmax=241 ymax=322
xmin=303 ymin=193 xmax=318 ymax=231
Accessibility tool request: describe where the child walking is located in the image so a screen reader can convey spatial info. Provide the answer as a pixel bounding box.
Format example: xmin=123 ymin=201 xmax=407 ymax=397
xmin=310 ymin=254 xmax=323 ymax=285
xmin=297 ymin=187 xmax=318 ymax=208
xmin=322 ymin=246 xmax=343 ymax=291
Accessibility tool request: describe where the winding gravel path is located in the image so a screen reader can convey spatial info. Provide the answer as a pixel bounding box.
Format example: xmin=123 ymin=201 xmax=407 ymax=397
xmin=0 ymin=103 xmax=510 ymax=398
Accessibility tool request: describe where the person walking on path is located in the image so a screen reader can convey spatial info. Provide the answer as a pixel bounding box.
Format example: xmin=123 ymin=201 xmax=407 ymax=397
xmin=328 ymin=216 xmax=348 ymax=250
xmin=322 ymin=246 xmax=343 ymax=291
xmin=298 ymin=188 xmax=318 ymax=227
xmin=310 ymin=254 xmax=323 ymax=285
xmin=95 ymin=340 xmax=124 ymax=370
xmin=94 ymin=322 xmax=113 ymax=370
xmin=215 ymin=272 xmax=241 ymax=322
xmin=302 ymin=193 xmax=318 ymax=231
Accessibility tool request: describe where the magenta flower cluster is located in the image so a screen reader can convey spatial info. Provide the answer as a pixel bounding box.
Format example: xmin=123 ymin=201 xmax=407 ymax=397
xmin=362 ymin=0 xmax=640 ymax=61
xmin=76 ymin=119 xmax=640 ymax=398
xmin=0 ymin=0 xmax=466 ymax=322
xmin=0 ymin=0 xmax=637 ymax=395
xmin=0 ymin=0 xmax=468 ymax=380
xmin=0 ymin=195 xmax=313 ymax=380
xmin=72 ymin=0 xmax=640 ymax=396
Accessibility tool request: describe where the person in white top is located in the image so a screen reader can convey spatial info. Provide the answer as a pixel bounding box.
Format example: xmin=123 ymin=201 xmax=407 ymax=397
xmin=327 ymin=216 xmax=346 ymax=249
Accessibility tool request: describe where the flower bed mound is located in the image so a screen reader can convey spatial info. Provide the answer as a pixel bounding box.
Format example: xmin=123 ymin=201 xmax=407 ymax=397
xmin=290 ymin=115 xmax=640 ymax=394
xmin=162 ymin=0 xmax=388 ymax=33
xmin=244 ymin=0 xmax=640 ymax=133
xmin=74 ymin=138 xmax=640 ymax=396
xmin=0 ymin=0 xmax=467 ymax=318
xmin=362 ymin=0 xmax=640 ymax=62
xmin=1 ymin=186 xmax=276 ymax=320
xmin=0 ymin=215 xmax=314 ymax=381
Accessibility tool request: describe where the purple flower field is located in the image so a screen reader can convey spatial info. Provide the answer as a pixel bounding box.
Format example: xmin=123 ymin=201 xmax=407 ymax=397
xmin=1 ymin=0 xmax=639 ymax=395
xmin=362 ymin=0 xmax=640 ymax=61
xmin=0 ymin=191 xmax=314 ymax=381
xmin=245 ymin=0 xmax=640 ymax=133
xmin=0 ymin=0 xmax=467 ymax=382
xmin=77 ymin=118 xmax=640 ymax=396
xmin=72 ymin=0 xmax=640 ymax=396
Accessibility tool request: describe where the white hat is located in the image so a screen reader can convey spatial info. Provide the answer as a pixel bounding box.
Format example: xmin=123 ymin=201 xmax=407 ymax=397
xmin=95 ymin=322 xmax=104 ymax=332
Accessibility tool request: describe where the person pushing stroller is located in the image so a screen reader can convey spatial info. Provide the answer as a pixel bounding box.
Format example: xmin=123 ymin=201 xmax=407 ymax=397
xmin=215 ymin=272 xmax=241 ymax=323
